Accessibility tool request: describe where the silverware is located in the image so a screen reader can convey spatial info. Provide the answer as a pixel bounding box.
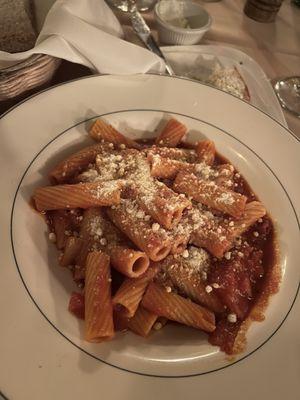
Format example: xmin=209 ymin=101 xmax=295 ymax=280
xmin=129 ymin=4 xmax=175 ymax=76
xmin=273 ymin=76 xmax=300 ymax=118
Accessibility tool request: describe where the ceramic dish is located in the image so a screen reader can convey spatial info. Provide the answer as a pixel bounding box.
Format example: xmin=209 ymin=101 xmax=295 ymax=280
xmin=154 ymin=0 xmax=212 ymax=45
xmin=162 ymin=45 xmax=287 ymax=127
xmin=0 ymin=74 xmax=299 ymax=400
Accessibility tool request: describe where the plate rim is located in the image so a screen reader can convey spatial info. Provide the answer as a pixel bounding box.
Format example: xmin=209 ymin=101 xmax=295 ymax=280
xmin=0 ymin=73 xmax=299 ymax=143
xmin=9 ymin=106 xmax=300 ymax=379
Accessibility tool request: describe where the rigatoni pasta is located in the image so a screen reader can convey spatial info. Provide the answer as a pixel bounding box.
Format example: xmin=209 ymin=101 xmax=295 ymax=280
xmin=155 ymin=118 xmax=187 ymax=147
xmin=173 ymin=170 xmax=247 ymax=218
xmin=49 ymin=143 xmax=110 ymax=184
xmin=156 ymin=248 xmax=224 ymax=313
xmin=89 ymin=119 xmax=141 ymax=149
xmin=49 ymin=210 xmax=73 ymax=250
xmin=33 ymin=116 xmax=278 ymax=356
xmin=195 ymin=140 xmax=216 ymax=165
xmin=79 ymin=207 xmax=150 ymax=277
xmin=34 ymin=180 xmax=122 ymax=211
xmin=59 ymin=236 xmax=84 ymax=267
xmin=84 ymin=251 xmax=114 ymax=342
xmin=147 ymin=153 xmax=191 ymax=179
xmin=128 ymin=306 xmax=158 ymax=337
xmin=141 ymin=282 xmax=216 ymax=332
xmin=113 ymin=264 xmax=159 ymax=318
xmin=129 ymin=182 xmax=191 ymax=230
xmin=107 ymin=199 xmax=172 ymax=261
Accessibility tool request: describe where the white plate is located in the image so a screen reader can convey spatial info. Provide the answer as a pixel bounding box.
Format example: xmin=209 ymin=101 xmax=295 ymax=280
xmin=0 ymin=74 xmax=299 ymax=400
xmin=162 ymin=45 xmax=287 ymax=127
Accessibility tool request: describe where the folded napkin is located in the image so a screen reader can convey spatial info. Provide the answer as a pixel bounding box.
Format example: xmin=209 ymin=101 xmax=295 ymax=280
xmin=0 ymin=0 xmax=165 ymax=74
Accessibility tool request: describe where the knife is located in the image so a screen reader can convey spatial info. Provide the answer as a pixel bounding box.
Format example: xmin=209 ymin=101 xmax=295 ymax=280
xmin=129 ymin=6 xmax=175 ymax=76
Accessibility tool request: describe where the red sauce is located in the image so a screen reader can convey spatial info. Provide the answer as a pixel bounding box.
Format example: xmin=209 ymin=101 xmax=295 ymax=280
xmin=206 ymin=154 xmax=280 ymax=354
xmin=136 ymin=141 xmax=280 ymax=354
xmin=41 ymin=138 xmax=280 ymax=354
xmin=68 ymin=292 xmax=85 ymax=319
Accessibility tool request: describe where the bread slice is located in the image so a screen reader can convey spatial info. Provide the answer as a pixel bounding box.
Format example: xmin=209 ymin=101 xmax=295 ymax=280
xmin=0 ymin=0 xmax=37 ymax=53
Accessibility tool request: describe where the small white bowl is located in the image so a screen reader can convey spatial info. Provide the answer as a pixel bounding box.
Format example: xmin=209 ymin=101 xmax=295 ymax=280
xmin=154 ymin=0 xmax=212 ymax=45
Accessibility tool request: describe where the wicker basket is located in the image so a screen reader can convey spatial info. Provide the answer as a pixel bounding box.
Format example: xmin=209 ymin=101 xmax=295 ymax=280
xmin=0 ymin=53 xmax=61 ymax=101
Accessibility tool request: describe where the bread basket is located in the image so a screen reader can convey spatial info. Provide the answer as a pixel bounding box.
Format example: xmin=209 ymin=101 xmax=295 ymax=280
xmin=0 ymin=0 xmax=61 ymax=101
xmin=0 ymin=53 xmax=60 ymax=101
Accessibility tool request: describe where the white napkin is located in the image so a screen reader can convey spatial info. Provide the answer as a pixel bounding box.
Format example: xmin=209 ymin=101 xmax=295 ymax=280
xmin=0 ymin=0 xmax=165 ymax=74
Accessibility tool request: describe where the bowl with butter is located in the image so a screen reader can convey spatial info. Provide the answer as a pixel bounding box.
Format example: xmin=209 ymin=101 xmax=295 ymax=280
xmin=154 ymin=0 xmax=212 ymax=45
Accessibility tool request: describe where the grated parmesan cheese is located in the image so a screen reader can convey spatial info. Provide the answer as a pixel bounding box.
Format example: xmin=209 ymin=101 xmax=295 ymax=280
xmin=216 ymin=192 xmax=234 ymax=205
xmin=205 ymin=285 xmax=213 ymax=293
xmin=182 ymin=249 xmax=189 ymax=258
xmin=48 ymin=232 xmax=56 ymax=243
xmin=153 ymin=322 xmax=163 ymax=330
xmin=227 ymin=313 xmax=237 ymax=323
xmin=152 ymin=223 xmax=160 ymax=232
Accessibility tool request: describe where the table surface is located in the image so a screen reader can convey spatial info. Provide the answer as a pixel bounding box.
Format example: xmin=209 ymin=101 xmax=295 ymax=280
xmin=0 ymin=0 xmax=300 ymax=137
xmin=0 ymin=2 xmax=299 ymax=399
